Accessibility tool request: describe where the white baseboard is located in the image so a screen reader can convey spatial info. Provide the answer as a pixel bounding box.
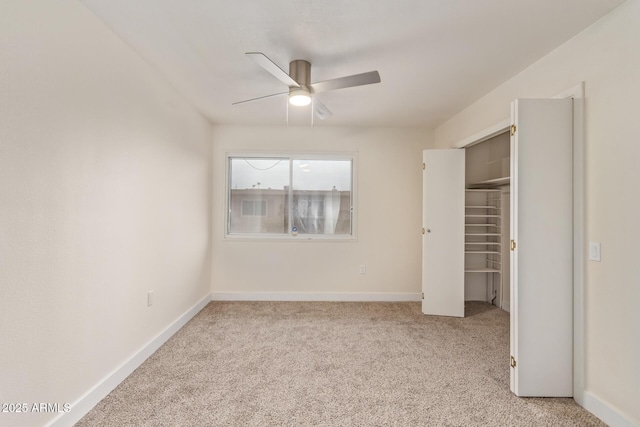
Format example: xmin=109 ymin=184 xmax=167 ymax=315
xmin=46 ymin=294 xmax=212 ymax=427
xmin=582 ymin=391 xmax=639 ymax=427
xmin=211 ymin=291 xmax=422 ymax=302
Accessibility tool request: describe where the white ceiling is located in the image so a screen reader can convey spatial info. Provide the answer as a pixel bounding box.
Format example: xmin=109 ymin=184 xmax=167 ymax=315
xmin=81 ymin=0 xmax=625 ymax=128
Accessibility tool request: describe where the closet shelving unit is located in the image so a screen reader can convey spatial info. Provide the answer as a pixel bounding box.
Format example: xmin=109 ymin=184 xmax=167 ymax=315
xmin=464 ymin=188 xmax=502 ymax=300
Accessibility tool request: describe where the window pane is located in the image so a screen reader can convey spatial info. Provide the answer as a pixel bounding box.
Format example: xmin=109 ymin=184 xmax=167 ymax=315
xmin=229 ymin=158 xmax=289 ymax=234
xmin=292 ymin=160 xmax=352 ymax=235
xmin=241 ymin=200 xmax=254 ymax=216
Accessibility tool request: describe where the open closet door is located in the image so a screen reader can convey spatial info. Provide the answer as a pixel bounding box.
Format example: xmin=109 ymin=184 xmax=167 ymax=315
xmin=422 ymin=149 xmax=465 ymax=317
xmin=510 ymin=99 xmax=573 ymax=396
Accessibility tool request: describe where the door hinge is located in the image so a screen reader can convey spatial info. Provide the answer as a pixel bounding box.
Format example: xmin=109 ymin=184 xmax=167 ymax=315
xmin=422 ymin=162 xmax=425 ymax=170
xmin=422 ymin=227 xmax=426 ymax=235
xmin=510 ymin=356 xmax=517 ymax=368
xmin=510 ymin=124 xmax=517 ymax=136
xmin=510 ymin=240 xmax=516 ymax=251
xmin=422 ymin=292 xmax=425 ymax=300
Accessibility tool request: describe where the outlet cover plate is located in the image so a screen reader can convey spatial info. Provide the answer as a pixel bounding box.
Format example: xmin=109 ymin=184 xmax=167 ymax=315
xmin=589 ymin=242 xmax=601 ymax=262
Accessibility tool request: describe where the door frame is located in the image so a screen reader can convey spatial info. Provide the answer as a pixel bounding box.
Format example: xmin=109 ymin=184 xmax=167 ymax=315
xmin=452 ymin=83 xmax=585 ymax=402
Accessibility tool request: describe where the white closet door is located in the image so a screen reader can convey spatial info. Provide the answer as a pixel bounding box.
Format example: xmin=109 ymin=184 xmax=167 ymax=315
xmin=422 ymin=149 xmax=465 ymax=317
xmin=510 ymin=98 xmax=573 ymax=396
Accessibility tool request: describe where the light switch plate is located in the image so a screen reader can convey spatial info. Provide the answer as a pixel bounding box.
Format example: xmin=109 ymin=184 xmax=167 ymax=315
xmin=589 ymin=242 xmax=601 ymax=262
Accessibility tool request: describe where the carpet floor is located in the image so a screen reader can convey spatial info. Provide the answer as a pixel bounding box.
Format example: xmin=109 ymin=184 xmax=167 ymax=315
xmin=76 ymin=301 xmax=605 ymax=426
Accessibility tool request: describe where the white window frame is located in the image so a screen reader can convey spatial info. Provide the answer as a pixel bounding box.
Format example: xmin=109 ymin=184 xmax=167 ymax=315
xmin=225 ymin=152 xmax=357 ymax=241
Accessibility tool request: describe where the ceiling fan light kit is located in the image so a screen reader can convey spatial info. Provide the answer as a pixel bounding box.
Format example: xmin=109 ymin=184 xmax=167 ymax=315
xmin=234 ymin=52 xmax=381 ymax=121
xmin=289 ymin=88 xmax=311 ymax=106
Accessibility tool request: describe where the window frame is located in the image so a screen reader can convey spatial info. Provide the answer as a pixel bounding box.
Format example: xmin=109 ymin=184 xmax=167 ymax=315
xmin=225 ymin=152 xmax=357 ymax=241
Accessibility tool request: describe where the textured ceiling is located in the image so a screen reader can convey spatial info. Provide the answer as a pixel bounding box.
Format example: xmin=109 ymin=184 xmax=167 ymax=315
xmin=81 ymin=0 xmax=625 ymax=128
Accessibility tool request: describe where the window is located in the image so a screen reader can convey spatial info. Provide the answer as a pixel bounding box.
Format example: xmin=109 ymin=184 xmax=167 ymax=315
xmin=227 ymin=155 xmax=354 ymax=239
xmin=241 ymin=200 xmax=267 ymax=216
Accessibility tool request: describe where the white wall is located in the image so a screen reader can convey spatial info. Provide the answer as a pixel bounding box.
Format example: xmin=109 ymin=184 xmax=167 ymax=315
xmin=0 ymin=2 xmax=212 ymax=426
xmin=212 ymin=126 xmax=433 ymax=299
xmin=435 ymin=1 xmax=640 ymax=424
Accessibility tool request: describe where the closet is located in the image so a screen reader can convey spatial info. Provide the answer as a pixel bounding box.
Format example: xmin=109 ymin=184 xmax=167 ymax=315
xmin=464 ymin=132 xmax=510 ymax=307
xmin=422 ymin=98 xmax=574 ymax=398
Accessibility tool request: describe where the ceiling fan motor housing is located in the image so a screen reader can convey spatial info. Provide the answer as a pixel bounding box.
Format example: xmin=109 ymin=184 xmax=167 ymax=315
xmin=289 ymin=60 xmax=311 ymax=90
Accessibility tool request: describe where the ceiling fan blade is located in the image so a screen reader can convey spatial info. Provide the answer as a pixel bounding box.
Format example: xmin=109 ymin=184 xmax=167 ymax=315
xmin=313 ymin=97 xmax=333 ymax=120
xmin=246 ymin=52 xmax=300 ymax=88
xmin=310 ymin=71 xmax=380 ymax=94
xmin=232 ymin=91 xmax=288 ymax=105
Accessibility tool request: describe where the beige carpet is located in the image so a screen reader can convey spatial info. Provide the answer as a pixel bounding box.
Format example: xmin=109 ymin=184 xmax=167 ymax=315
xmin=76 ymin=301 xmax=605 ymax=426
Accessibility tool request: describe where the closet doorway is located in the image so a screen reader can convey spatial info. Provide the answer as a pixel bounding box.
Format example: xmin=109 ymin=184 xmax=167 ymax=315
xmin=422 ymin=84 xmax=585 ymax=398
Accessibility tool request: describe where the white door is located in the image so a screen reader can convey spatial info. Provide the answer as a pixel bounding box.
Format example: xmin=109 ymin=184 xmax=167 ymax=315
xmin=510 ymin=98 xmax=573 ymax=396
xmin=422 ymin=149 xmax=465 ymax=317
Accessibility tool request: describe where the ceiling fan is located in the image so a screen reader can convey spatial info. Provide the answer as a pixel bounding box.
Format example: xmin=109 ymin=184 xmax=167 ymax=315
xmin=233 ymin=52 xmax=381 ymax=120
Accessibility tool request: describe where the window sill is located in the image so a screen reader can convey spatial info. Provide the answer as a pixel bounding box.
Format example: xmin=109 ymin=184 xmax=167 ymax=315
xmin=224 ymin=234 xmax=357 ymax=243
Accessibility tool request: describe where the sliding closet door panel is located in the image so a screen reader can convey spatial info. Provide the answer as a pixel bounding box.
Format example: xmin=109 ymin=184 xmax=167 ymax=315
xmin=422 ymin=149 xmax=465 ymax=317
xmin=510 ymin=98 xmax=573 ymax=397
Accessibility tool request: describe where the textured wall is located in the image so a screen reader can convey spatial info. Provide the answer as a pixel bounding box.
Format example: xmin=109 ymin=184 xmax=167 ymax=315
xmin=0 ymin=1 xmax=212 ymax=426
xmin=434 ymin=1 xmax=640 ymax=424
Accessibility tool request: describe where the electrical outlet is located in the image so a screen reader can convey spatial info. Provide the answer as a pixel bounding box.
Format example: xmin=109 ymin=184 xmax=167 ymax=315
xmin=147 ymin=291 xmax=154 ymax=306
xmin=589 ymin=242 xmax=601 ymax=262
xmin=359 ymin=265 xmax=366 ymax=274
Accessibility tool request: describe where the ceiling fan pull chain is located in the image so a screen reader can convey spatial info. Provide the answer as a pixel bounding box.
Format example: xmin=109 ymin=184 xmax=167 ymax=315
xmin=311 ymin=99 xmax=314 ymax=127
